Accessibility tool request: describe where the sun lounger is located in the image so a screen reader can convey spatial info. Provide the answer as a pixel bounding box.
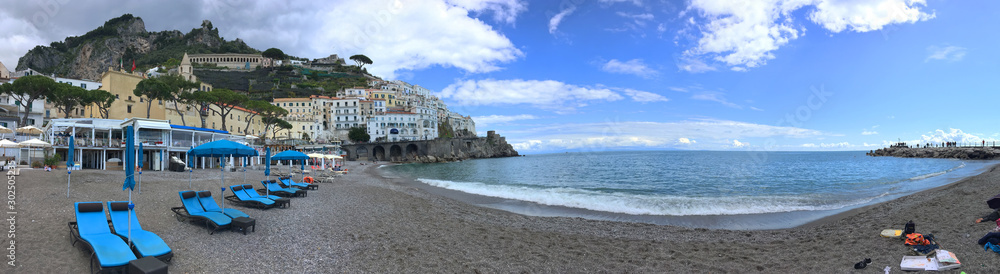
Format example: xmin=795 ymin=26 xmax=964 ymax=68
xmin=261 ymin=180 xmax=307 ymax=197
xmin=106 ymin=202 xmax=173 ymax=262
xmin=68 ymin=202 xmax=138 ymax=273
xmin=240 ymin=184 xmax=291 ymax=207
xmin=225 ymin=185 xmax=278 ymax=209
xmin=170 ymin=191 xmax=232 ymax=234
xmin=281 ymin=178 xmax=318 ymax=190
xmin=195 ymin=191 xmax=250 ymax=219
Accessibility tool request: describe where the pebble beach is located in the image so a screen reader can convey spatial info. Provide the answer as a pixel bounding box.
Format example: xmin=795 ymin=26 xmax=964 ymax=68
xmin=7 ymin=161 xmax=1000 ymax=273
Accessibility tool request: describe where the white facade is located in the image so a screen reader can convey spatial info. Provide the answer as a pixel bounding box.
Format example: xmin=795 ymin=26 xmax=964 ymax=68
xmin=367 ymin=111 xmax=419 ymax=142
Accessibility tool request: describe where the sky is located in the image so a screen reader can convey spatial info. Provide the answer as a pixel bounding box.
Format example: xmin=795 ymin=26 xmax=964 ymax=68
xmin=2 ymin=0 xmax=998 ymax=153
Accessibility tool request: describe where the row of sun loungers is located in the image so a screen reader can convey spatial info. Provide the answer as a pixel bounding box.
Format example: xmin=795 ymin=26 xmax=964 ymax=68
xmin=69 ymin=201 xmax=172 ymax=273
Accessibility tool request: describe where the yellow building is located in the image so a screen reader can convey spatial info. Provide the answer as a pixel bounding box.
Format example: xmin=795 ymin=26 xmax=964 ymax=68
xmin=370 ymin=91 xmax=398 ymax=107
xmin=96 ymin=68 xmax=167 ymax=120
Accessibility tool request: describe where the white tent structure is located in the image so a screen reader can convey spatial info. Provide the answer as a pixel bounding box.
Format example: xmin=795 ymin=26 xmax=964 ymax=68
xmin=18 ymin=138 xmax=51 ymax=166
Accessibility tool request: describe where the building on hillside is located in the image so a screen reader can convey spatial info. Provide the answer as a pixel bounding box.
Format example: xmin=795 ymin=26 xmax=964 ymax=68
xmin=0 ymin=61 xmax=9 ymax=79
xmin=312 ymin=54 xmax=345 ymax=65
xmin=186 ymin=53 xmax=271 ymax=69
xmin=413 ymin=105 xmax=439 ymax=140
xmin=367 ymin=111 xmax=419 ymax=142
xmin=447 ymin=113 xmax=477 ymax=136
xmin=47 ymin=77 xmax=103 ymax=118
xmin=332 ymin=97 xmax=362 ymax=132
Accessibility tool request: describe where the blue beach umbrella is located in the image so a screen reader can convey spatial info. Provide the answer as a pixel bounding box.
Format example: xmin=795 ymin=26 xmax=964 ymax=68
xmin=264 ymin=147 xmax=271 ymax=197
xmin=187 ymin=146 xmax=195 ymax=189
xmin=66 ymin=135 xmax=74 ymax=198
xmin=122 ymin=126 xmax=137 ymax=247
xmin=137 ymin=142 xmax=144 ymax=194
xmin=189 ymin=140 xmax=259 ymax=210
xmin=272 ymin=150 xmax=309 ymax=179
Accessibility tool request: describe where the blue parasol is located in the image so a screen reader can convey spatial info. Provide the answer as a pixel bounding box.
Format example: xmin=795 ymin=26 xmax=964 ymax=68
xmin=187 ymin=146 xmax=194 ymax=188
xmin=122 ymin=125 xmax=136 ymax=247
xmin=189 ymin=140 xmax=259 ymax=211
xmin=137 ymin=142 xmax=143 ymax=194
xmin=264 ymin=147 xmax=271 ymax=197
xmin=66 ymin=135 xmax=74 ymax=197
xmin=272 ymin=150 xmax=308 ymax=179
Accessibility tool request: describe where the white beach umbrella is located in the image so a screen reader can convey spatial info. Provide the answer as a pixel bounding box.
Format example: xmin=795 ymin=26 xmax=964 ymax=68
xmin=0 ymin=139 xmax=17 ymax=162
xmin=18 ymin=138 xmax=51 ymax=166
xmin=0 ymin=126 xmax=12 ymax=140
xmin=16 ymin=126 xmax=43 ymax=135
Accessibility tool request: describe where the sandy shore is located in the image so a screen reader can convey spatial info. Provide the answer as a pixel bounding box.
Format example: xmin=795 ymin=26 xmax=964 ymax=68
xmin=6 ymin=161 xmax=1000 ymax=272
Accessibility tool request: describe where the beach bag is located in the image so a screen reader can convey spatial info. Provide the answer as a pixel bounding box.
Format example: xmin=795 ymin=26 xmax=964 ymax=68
xmin=906 ymin=233 xmax=929 ymax=246
xmin=903 ymin=220 xmax=915 ymax=236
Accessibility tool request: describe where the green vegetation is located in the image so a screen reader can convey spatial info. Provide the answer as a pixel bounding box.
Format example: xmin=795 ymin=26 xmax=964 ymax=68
xmin=262 ymin=48 xmax=286 ymax=60
xmin=438 ymin=121 xmax=454 ymax=139
xmin=44 ymin=154 xmax=62 ymax=167
xmin=0 ymin=75 xmax=58 ymax=126
xmin=348 ymin=127 xmax=370 ymax=143
xmin=349 ymin=54 xmax=373 ymax=70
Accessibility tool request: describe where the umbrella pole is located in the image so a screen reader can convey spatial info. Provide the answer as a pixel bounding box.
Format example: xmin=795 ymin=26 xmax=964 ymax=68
xmin=221 ymin=156 xmax=225 ymax=211
xmin=127 ymin=190 xmax=132 ymax=247
xmin=66 ymin=169 xmax=71 ymax=198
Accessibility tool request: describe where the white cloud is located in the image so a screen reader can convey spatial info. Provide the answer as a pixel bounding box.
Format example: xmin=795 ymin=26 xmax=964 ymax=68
xmin=801 ymin=142 xmax=851 ymax=148
xmin=471 ymin=114 xmax=537 ymax=128
xmin=446 ymin=0 xmax=527 ymax=24
xmin=0 ymin=0 xmax=526 ymax=80
xmin=862 ymin=130 xmax=878 ymax=135
xmin=507 ymin=119 xmax=825 ymax=152
xmin=439 ymin=79 xmax=624 ymax=111
xmin=925 ymin=45 xmax=966 ymax=62
xmin=692 ymin=92 xmax=744 ymax=109
xmin=548 ymin=6 xmax=576 ymax=34
xmin=732 ymin=139 xmax=748 ymax=148
xmin=620 ymin=88 xmax=669 ymax=103
xmin=600 ymin=0 xmax=643 ymax=6
xmin=677 ymin=57 xmax=716 ymax=73
xmin=682 ymin=0 xmax=935 ymax=70
xmin=668 ymin=87 xmax=690 ymax=93
xmin=602 ymin=59 xmax=658 ymax=78
xmin=919 ymin=128 xmax=988 ymax=144
xmin=616 ymin=12 xmax=655 ymax=27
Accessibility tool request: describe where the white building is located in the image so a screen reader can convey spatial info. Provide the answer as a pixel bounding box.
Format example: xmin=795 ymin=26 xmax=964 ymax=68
xmin=367 ymin=111 xmax=419 ymax=142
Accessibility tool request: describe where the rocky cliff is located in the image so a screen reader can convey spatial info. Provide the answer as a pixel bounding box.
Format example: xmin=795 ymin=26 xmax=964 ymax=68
xmin=867 ymin=146 xmax=1000 ymax=160
xmin=16 ymin=14 xmax=258 ymax=80
xmin=412 ymin=131 xmax=519 ymax=163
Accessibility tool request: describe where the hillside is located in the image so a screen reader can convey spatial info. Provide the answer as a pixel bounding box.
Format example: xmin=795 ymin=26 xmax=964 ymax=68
xmin=15 ymin=14 xmax=258 ymax=80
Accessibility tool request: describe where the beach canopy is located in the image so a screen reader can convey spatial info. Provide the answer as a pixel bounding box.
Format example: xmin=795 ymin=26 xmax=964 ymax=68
xmin=123 ymin=126 xmax=136 ymax=191
xmin=0 ymin=140 xmax=17 ymax=148
xmin=271 ymin=150 xmax=309 ymax=161
xmin=18 ymin=138 xmax=51 ymax=147
xmin=307 ymin=153 xmax=324 ymax=158
xmin=0 ymin=126 xmax=12 ymax=134
xmin=16 ymin=126 xmax=43 ymax=135
xmin=189 ymin=140 xmax=259 ymax=158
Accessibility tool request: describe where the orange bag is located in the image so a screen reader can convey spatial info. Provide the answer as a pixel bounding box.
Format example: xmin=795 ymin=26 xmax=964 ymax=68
xmin=905 ymin=233 xmax=929 ymax=246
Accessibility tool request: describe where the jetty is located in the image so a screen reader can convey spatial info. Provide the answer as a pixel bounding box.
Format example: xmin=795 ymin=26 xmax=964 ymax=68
xmin=867 ymin=142 xmax=1000 ymax=159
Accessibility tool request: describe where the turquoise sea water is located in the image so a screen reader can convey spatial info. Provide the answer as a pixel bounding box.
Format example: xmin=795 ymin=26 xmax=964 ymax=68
xmin=383 ymin=151 xmax=996 ymax=229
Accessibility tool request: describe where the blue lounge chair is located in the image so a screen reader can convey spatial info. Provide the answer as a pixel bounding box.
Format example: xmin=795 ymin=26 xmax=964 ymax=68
xmin=226 ymin=185 xmax=277 ymax=209
xmin=281 ymin=178 xmax=318 ymax=190
xmin=195 ymin=191 xmax=250 ymax=219
xmin=106 ymin=202 xmax=173 ymax=262
xmin=170 ymin=191 xmax=232 ymax=234
xmin=68 ymin=202 xmax=138 ymax=273
xmin=262 ymin=180 xmax=307 ymax=197
xmin=241 ymin=184 xmax=282 ymax=200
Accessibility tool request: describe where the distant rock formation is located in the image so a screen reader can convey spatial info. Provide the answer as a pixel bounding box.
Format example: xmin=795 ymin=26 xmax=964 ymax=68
xmin=16 ymin=14 xmax=258 ymax=80
xmin=413 ymin=131 xmax=519 ymax=163
xmin=867 ymin=147 xmax=1000 ymax=160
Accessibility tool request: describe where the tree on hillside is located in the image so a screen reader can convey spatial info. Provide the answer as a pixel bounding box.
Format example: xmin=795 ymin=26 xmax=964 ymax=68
xmin=92 ymin=90 xmax=116 ymax=119
xmin=188 ymin=88 xmax=248 ymax=131
xmin=158 ymin=75 xmax=200 ymax=126
xmin=242 ymin=100 xmax=287 ymax=136
xmin=262 ymin=48 xmax=286 ymax=60
xmin=48 ymin=83 xmax=89 ymax=118
xmin=267 ymin=118 xmax=293 ymax=139
xmin=0 ymin=75 xmax=57 ymax=126
xmin=349 ymin=54 xmax=372 ymax=69
xmin=348 ymin=127 xmax=370 ymax=143
xmin=133 ymin=78 xmax=172 ymax=118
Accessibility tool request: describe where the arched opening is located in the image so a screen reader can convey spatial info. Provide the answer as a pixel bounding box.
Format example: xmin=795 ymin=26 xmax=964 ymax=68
xmin=372 ymin=146 xmax=386 ymax=161
xmin=389 ymin=145 xmax=403 ymax=161
xmin=356 ymin=146 xmax=368 ymax=160
xmin=405 ymin=144 xmax=419 ymax=159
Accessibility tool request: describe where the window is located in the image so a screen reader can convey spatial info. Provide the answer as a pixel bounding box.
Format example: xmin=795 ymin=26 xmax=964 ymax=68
xmin=127 ymin=105 xmax=132 ymax=113
xmin=158 ymin=99 xmax=162 ymax=105
xmin=81 ymin=83 xmax=87 ymax=89
xmin=302 ymin=126 xmax=306 ymax=130
xmin=140 ymin=98 xmax=144 ymax=103
xmin=45 ymin=110 xmax=50 ymax=118
xmin=128 ymin=96 xmax=132 ymax=101
xmin=213 ymin=122 xmax=215 ymax=128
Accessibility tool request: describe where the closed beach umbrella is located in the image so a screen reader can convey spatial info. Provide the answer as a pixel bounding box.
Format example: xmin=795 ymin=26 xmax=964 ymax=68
xmin=66 ymin=135 xmax=75 ymax=198
xmin=187 ymin=146 xmax=195 ymax=188
xmin=122 ymin=126 xmax=137 ymax=247
xmin=137 ymin=142 xmax=143 ymax=194
xmin=264 ymin=147 xmax=271 ymax=197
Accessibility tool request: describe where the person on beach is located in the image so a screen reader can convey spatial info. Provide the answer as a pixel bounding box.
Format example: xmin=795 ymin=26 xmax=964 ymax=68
xmin=976 ymin=210 xmax=1000 ymax=224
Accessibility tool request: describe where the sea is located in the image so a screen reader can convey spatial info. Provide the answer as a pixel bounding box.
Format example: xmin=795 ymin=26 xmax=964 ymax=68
xmin=382 ymin=151 xmax=999 ymax=230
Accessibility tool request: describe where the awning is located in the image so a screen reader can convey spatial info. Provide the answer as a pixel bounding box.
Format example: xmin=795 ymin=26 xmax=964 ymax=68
xmin=134 ymin=120 xmax=172 ymax=130
xmin=170 ymin=124 xmax=229 ymax=134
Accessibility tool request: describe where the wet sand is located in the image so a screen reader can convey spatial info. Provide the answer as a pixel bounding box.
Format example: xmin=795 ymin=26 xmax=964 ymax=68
xmin=7 ymin=162 xmax=1000 ymax=272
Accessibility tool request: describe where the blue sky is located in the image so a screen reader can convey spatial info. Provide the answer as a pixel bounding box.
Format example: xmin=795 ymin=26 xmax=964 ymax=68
xmin=2 ymin=0 xmax=998 ymax=153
